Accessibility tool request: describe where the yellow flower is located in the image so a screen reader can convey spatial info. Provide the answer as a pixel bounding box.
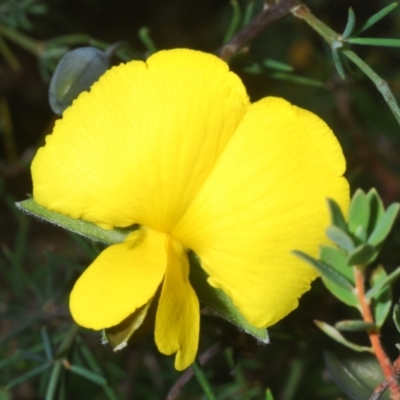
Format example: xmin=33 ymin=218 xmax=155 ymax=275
xmin=31 ymin=49 xmax=349 ymax=370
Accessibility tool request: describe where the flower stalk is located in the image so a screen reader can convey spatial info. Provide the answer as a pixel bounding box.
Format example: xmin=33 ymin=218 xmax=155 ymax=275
xmin=354 ymin=267 xmax=400 ymax=400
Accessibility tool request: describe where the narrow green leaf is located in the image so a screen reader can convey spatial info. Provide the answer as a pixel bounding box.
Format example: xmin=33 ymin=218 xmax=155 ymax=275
xmin=326 ymin=226 xmax=355 ymax=252
xmin=242 ymin=0 xmax=255 ymax=27
xmin=332 ymin=48 xmax=346 ymax=79
xmin=189 ymin=252 xmax=268 ymax=343
xmin=268 ymin=71 xmax=323 ymax=87
xmin=223 ymin=0 xmax=241 ymax=44
xmin=263 ymin=58 xmax=294 ymax=72
xmin=366 ymin=189 xmax=385 ymax=236
xmin=138 ymin=27 xmax=157 ymax=55
xmin=370 ymin=265 xmax=392 ymax=328
xmin=16 ymin=199 xmax=133 ymax=245
xmin=323 ymin=350 xmax=389 ymax=400
xmin=366 ymin=266 xmax=400 ymax=300
xmin=342 ymin=8 xmax=356 ymax=39
xmin=6 ymin=363 xmax=51 ymax=390
xmin=393 ymin=304 xmax=400 ymax=333
xmin=69 ymin=365 xmax=107 ymax=386
xmin=346 ymin=244 xmax=377 ymax=266
xmin=315 ymin=321 xmax=372 ymax=352
xmin=293 ymin=251 xmax=354 ymax=290
xmin=347 ymin=38 xmax=400 ymax=47
xmin=327 ymin=199 xmax=348 ymax=232
xmin=335 ymin=320 xmax=375 ymax=332
xmin=41 ymin=327 xmax=53 ymax=362
xmin=45 ymin=361 xmax=63 ymax=400
xmin=356 ymin=3 xmax=398 ymax=35
xmin=348 ymin=189 xmax=370 ymax=236
xmin=265 ymin=389 xmax=275 ymax=400
xmin=368 ymin=203 xmax=400 ymax=246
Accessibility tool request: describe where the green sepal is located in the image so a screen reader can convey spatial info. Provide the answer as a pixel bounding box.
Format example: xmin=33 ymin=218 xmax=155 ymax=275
xmin=367 ymin=203 xmax=400 ymax=246
xmin=326 ymin=226 xmax=355 ymax=252
xmin=327 ymin=198 xmax=348 ymax=232
xmin=103 ymin=295 xmax=156 ymax=351
xmin=334 ymin=320 xmax=375 ymax=332
xmin=346 ymin=244 xmax=377 ymax=266
xmin=369 ymin=265 xmax=392 ymax=328
xmin=319 ymin=246 xmax=358 ymax=307
xmin=314 ymin=321 xmax=372 ymax=353
xmin=18 ymin=199 xmax=267 ymax=342
xmin=294 ymin=251 xmax=354 ymax=291
xmin=348 ymin=189 xmax=370 ymax=237
xmin=16 ymin=199 xmax=132 ymax=244
xmin=393 ymin=304 xmax=400 ymax=333
xmin=188 ymin=252 xmax=269 ymax=343
xmin=323 ymin=349 xmax=389 ymax=400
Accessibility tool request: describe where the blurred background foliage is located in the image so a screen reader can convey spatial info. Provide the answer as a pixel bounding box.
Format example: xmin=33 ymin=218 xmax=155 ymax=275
xmin=1 ymin=0 xmax=400 ymax=399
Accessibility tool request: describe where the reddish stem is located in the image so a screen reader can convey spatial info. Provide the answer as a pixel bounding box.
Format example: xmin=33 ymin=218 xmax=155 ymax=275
xmin=354 ymin=267 xmax=400 ymax=400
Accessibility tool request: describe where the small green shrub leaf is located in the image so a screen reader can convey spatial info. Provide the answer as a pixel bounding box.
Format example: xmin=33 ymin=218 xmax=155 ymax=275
xmin=366 ymin=189 xmax=385 ymax=236
xmin=368 ymin=203 xmax=400 ymax=246
xmin=346 ymin=244 xmax=377 ymax=266
xmin=393 ymin=304 xmax=400 ymax=333
xmin=326 ymin=226 xmax=355 ymax=252
xmin=356 ymin=2 xmax=398 ymax=35
xmin=327 ymin=198 xmax=348 ymax=232
xmin=348 ymin=189 xmax=370 ymax=236
xmin=342 ymin=7 xmax=356 ymax=39
xmin=335 ymin=320 xmax=375 ymax=332
xmin=370 ymin=265 xmax=392 ymax=328
xmin=314 ymin=321 xmax=372 ymax=352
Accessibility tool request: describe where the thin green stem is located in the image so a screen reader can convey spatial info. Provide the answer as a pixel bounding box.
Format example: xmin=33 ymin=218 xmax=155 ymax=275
xmin=192 ymin=360 xmax=217 ymax=400
xmin=0 ymin=23 xmax=42 ymax=56
xmin=342 ymin=49 xmax=400 ymax=126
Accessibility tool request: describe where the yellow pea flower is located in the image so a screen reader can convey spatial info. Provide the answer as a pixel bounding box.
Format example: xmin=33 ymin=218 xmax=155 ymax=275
xmin=31 ymin=49 xmax=349 ymax=370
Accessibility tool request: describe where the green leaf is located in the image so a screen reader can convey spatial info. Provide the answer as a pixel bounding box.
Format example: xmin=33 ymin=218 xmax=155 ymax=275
xmin=189 ymin=252 xmax=268 ymax=343
xmin=348 ymin=189 xmax=370 ymax=236
xmin=223 ymin=0 xmax=241 ymax=44
xmin=346 ymin=244 xmax=377 ymax=266
xmin=347 ymin=38 xmax=400 ymax=47
xmin=104 ymin=294 xmax=156 ymax=350
xmin=6 ymin=363 xmax=51 ymax=390
xmin=265 ymin=389 xmax=274 ymax=400
xmin=319 ymin=246 xmax=358 ymax=307
xmin=366 ymin=189 xmax=385 ymax=237
xmin=268 ymin=71 xmax=323 ymax=87
xmin=314 ymin=321 xmax=372 ymax=352
xmin=370 ymin=265 xmax=392 ymax=328
xmin=323 ymin=349 xmax=389 ymax=400
xmin=366 ymin=266 xmax=400 ymax=300
xmin=327 ymin=198 xmax=348 ymax=233
xmin=40 ymin=327 xmax=53 ymax=361
xmin=342 ymin=7 xmax=356 ymax=39
xmin=393 ymin=304 xmax=400 ymax=333
xmin=335 ymin=320 xmax=375 ymax=332
xmin=294 ymin=251 xmax=355 ymax=298
xmin=68 ymin=365 xmax=107 ymax=386
xmin=263 ymin=58 xmax=294 ymax=72
xmin=16 ymin=199 xmax=133 ymax=245
xmin=368 ymin=203 xmax=400 ymax=246
xmin=356 ymin=2 xmax=398 ymax=35
xmin=320 ymin=246 xmax=354 ymax=281
xmin=332 ymin=48 xmax=346 ymax=79
xmin=326 ymin=226 xmax=355 ymax=252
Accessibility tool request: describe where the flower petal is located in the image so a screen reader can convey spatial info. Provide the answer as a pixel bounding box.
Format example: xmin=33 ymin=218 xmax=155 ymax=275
xmin=70 ymin=228 xmax=167 ymax=330
xmin=32 ymin=49 xmax=249 ymax=231
xmin=155 ymin=236 xmax=199 ymax=371
xmin=173 ymin=97 xmax=349 ymax=328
